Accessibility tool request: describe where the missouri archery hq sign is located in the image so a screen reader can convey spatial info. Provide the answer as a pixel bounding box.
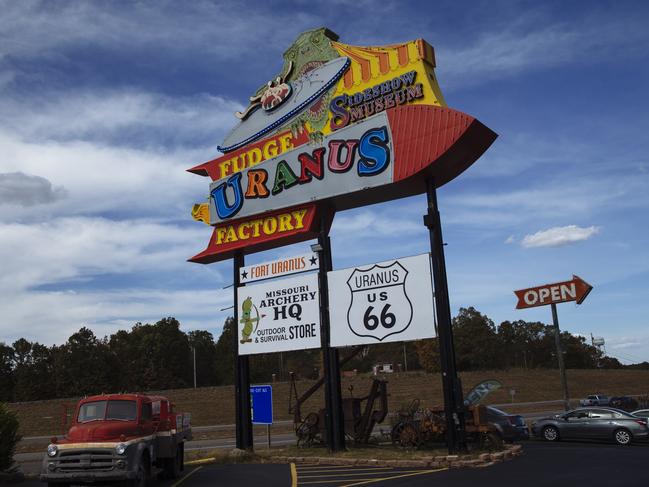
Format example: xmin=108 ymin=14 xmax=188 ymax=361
xmin=187 ymin=27 xmax=496 ymax=266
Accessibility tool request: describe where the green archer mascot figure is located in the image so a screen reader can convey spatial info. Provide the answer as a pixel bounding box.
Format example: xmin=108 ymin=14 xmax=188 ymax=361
xmin=239 ymin=296 xmax=260 ymax=344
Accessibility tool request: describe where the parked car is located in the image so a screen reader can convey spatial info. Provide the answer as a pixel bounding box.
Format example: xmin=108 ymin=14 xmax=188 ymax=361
xmin=531 ymin=407 xmax=649 ymax=445
xmin=609 ymin=396 xmax=639 ymax=411
xmin=486 ymin=406 xmax=529 ymax=442
xmin=579 ymin=395 xmax=610 ymax=406
xmin=631 ymin=409 xmax=649 ymax=420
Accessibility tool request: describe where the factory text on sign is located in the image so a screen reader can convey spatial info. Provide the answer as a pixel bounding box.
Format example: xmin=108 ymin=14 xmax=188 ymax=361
xmin=188 ymin=204 xmax=321 ymax=264
xmin=514 ymin=275 xmax=593 ymax=309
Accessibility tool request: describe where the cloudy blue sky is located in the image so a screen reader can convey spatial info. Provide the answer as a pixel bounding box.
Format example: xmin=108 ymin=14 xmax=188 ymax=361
xmin=1 ymin=0 xmax=648 ymax=363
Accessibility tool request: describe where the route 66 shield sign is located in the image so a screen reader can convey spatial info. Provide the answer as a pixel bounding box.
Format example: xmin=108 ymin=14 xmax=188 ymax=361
xmin=346 ymin=261 xmax=413 ymax=341
xmin=328 ymin=253 xmax=436 ymax=347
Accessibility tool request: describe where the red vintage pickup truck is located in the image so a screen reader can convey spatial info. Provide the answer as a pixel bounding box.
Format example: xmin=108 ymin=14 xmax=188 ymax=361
xmin=41 ymin=393 xmax=192 ymax=486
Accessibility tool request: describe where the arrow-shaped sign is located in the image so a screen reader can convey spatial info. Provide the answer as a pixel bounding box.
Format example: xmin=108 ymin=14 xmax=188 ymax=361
xmin=514 ymin=275 xmax=593 ymax=309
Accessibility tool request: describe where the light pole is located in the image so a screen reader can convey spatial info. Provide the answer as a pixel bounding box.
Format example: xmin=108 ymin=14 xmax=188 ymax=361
xmin=193 ymin=346 xmax=197 ymax=389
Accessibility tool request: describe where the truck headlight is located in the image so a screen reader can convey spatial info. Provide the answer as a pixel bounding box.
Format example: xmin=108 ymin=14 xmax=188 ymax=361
xmin=115 ymin=443 xmax=127 ymax=455
xmin=47 ymin=444 xmax=58 ymax=457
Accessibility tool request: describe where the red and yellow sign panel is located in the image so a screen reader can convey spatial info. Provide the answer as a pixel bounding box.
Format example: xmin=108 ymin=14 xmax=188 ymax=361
xmin=188 ymin=129 xmax=310 ymax=182
xmin=188 ymin=204 xmax=324 ymax=264
xmin=187 ymin=28 xmax=496 ymax=262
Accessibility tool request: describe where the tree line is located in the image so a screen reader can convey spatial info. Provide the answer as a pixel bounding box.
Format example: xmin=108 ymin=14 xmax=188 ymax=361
xmin=0 ymin=308 xmax=642 ymax=403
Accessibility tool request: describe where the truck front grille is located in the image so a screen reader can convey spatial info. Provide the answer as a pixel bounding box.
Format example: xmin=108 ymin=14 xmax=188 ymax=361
xmin=55 ymin=449 xmax=117 ymax=472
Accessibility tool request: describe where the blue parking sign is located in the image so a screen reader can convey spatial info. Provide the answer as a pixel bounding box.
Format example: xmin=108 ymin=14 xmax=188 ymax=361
xmin=250 ymin=385 xmax=273 ymax=424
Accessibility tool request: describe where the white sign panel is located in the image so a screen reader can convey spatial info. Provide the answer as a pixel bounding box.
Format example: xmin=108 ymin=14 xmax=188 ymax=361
xmin=328 ymin=253 xmax=435 ymax=347
xmin=237 ymin=273 xmax=321 ymax=355
xmin=240 ymin=253 xmax=319 ymax=284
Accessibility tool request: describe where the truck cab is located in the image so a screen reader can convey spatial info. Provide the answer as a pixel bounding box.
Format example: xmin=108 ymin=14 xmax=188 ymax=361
xmin=41 ymin=394 xmax=191 ymax=486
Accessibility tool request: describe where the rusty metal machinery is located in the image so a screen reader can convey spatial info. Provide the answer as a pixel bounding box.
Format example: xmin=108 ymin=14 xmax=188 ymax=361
xmin=391 ymin=402 xmax=502 ymax=451
xmin=288 ymin=347 xmax=389 ymax=447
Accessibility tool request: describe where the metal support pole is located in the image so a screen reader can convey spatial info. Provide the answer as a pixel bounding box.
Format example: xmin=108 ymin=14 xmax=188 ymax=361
xmin=551 ymin=303 xmax=570 ymax=411
xmin=423 ymin=180 xmax=467 ymax=454
xmin=193 ymin=346 xmax=197 ymax=389
xmin=233 ymin=251 xmax=253 ymax=450
xmin=317 ymin=212 xmax=345 ymax=452
xmin=403 ymin=343 xmax=408 ymax=372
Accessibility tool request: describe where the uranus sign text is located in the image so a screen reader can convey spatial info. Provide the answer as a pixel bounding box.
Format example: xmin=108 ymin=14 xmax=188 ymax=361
xmin=209 ymin=115 xmax=393 ymax=224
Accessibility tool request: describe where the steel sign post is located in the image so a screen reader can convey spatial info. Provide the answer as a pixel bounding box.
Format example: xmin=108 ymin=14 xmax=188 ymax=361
xmin=551 ymin=303 xmax=571 ymax=411
xmin=514 ymin=275 xmax=593 ymax=412
xmin=424 ymin=180 xmax=466 ymax=454
xmin=316 ymin=212 xmax=345 ymax=452
xmin=233 ymin=251 xmax=253 ymax=450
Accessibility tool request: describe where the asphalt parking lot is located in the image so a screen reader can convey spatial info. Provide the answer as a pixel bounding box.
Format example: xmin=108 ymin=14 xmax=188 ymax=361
xmin=19 ymin=440 xmax=648 ymax=487
xmin=291 ymin=463 xmax=446 ymax=486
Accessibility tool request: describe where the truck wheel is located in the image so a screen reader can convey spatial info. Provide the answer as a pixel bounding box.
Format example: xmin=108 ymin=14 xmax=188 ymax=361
xmin=130 ymin=459 xmax=149 ymax=487
xmin=164 ymin=444 xmax=183 ymax=479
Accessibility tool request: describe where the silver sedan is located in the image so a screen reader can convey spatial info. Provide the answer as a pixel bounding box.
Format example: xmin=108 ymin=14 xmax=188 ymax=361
xmin=531 ymin=407 xmax=649 ymax=445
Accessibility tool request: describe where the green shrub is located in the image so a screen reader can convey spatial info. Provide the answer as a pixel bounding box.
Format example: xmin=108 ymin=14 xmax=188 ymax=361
xmin=0 ymin=403 xmax=21 ymax=472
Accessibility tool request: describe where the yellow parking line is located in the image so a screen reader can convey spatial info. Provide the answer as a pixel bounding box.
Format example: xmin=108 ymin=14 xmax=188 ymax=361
xmin=297 ymin=467 xmax=393 ymax=474
xmin=185 ymin=457 xmax=216 ymax=465
xmin=291 ymin=462 xmax=298 ymax=487
xmin=300 ymin=479 xmax=390 ymax=485
xmin=300 ymin=470 xmax=398 ymax=479
xmin=171 ymin=466 xmax=203 ymax=487
xmin=340 ymin=468 xmax=448 ymax=487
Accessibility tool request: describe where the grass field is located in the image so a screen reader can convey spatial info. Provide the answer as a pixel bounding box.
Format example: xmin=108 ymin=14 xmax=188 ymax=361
xmin=8 ymin=368 xmax=649 ymax=437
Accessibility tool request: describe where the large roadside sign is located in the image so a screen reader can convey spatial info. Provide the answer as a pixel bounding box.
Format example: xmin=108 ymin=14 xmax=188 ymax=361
xmin=328 ymin=253 xmax=435 ymax=347
xmin=186 ymin=27 xmax=498 ymax=453
xmin=187 ymin=29 xmax=496 ymax=263
xmin=514 ymin=275 xmax=593 ymax=309
xmin=237 ymin=272 xmax=320 ymax=355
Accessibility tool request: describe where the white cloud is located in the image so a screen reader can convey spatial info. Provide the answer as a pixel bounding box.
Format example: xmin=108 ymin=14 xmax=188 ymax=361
xmin=0 ymin=79 xmax=241 ymax=345
xmin=0 ymin=287 xmax=232 ymax=346
xmin=504 ymin=235 xmax=516 ymax=244
xmin=0 ymin=172 xmax=67 ymax=206
xmin=0 ymin=89 xmax=243 ymax=222
xmin=1 ymin=90 xmax=241 ymax=149
xmin=603 ymin=334 xmax=649 ymax=364
xmin=332 ymin=210 xmax=420 ymax=237
xmin=0 ymin=216 xmax=227 ymax=345
xmin=521 ymin=225 xmax=600 ymax=248
xmin=0 ymin=217 xmax=214 ymax=291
